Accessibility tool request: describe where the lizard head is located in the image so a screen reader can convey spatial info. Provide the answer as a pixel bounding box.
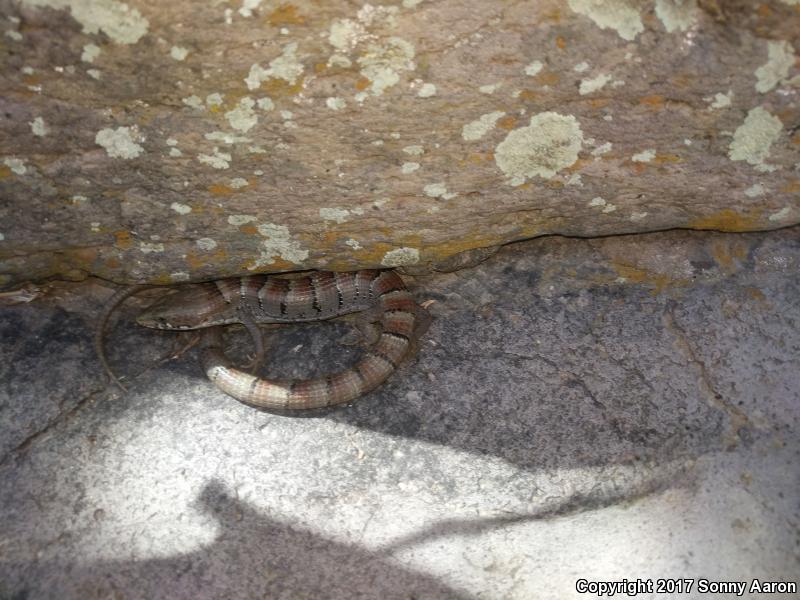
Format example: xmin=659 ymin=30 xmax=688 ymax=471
xmin=137 ymin=283 xmax=235 ymax=330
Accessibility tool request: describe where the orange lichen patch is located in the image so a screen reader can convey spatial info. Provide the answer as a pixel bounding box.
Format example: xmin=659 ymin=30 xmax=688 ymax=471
xmin=744 ymin=286 xmax=769 ymax=306
xmin=710 ymin=239 xmax=748 ymax=274
xmin=555 ymin=36 xmax=566 ymax=50
xmin=497 ymin=115 xmax=517 ymax=130
xmin=260 ymin=77 xmax=304 ymax=96
xmin=546 ymin=179 xmax=564 ymax=189
xmin=757 ymin=3 xmax=772 ymax=17
xmin=105 ymin=258 xmax=120 ymax=269
xmin=0 ymin=166 xmax=11 ymax=179
xmin=669 ymin=74 xmax=693 ymax=89
xmin=355 ymin=77 xmax=371 ymax=91
xmin=589 ymin=98 xmax=610 ymax=109
xmin=639 ymin=95 xmax=664 ymax=109
xmin=534 ymin=71 xmax=560 ymax=86
xmin=113 ymin=230 xmax=134 ymax=250
xmin=241 ymin=257 xmax=296 ymax=272
xmin=779 ymin=180 xmax=800 ymax=193
xmin=268 ymin=4 xmax=305 ymax=25
xmin=792 ymin=134 xmax=800 ymax=145
xmin=516 ymin=89 xmax=538 ymax=101
xmin=653 ymin=154 xmax=682 ymax=164
xmin=630 ymin=162 xmax=648 ymax=175
xmin=151 ymin=273 xmax=175 ymax=285
xmin=542 ymin=8 xmax=561 ymax=22
xmin=185 ymin=247 xmax=228 ymax=269
xmin=239 ymin=224 xmax=259 ymax=235
xmin=208 ymin=104 xmax=223 ymax=114
xmin=208 ymin=184 xmax=235 ymax=196
xmin=611 ymin=262 xmax=686 ymax=295
xmin=688 ymin=209 xmax=764 ymax=232
xmin=314 ymin=62 xmax=327 ymax=73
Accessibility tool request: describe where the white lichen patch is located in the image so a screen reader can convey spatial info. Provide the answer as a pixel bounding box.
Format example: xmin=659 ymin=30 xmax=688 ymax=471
xmin=5 ymin=30 xmax=22 ymax=41
xmin=462 ymin=111 xmax=505 ymax=141
xmin=3 ymin=157 xmax=27 ymax=175
xmin=182 ymin=95 xmax=203 ymax=109
xmin=81 ymin=43 xmax=100 ymax=63
xmin=525 ymin=61 xmax=544 ymax=76
xmin=494 ymin=112 xmax=584 ymax=181
xmin=95 ymin=126 xmax=144 ymax=159
xmin=245 ymin=42 xmax=304 ymax=90
xmin=573 ymin=61 xmax=590 ymax=73
xmin=708 ymin=90 xmax=732 ymax=109
xmin=744 ymin=183 xmax=765 ymax=198
xmin=139 ymin=242 xmax=164 ymax=253
xmin=381 ymin=247 xmax=420 ymax=267
xmin=654 ymin=0 xmax=698 ymax=32
xmin=253 ymin=223 xmax=309 ymax=267
xmin=328 ymin=18 xmax=366 ymax=51
xmin=29 ymin=116 xmax=48 ymax=137
xmin=345 ymin=238 xmax=362 ymax=250
xmin=423 ymin=182 xmax=456 ymax=199
xmin=229 ymin=177 xmax=248 ymax=189
xmin=579 ymin=73 xmax=611 ymax=95
xmin=225 ymin=96 xmax=258 ymax=132
xmin=206 ymin=93 xmax=224 ymax=107
xmin=170 ymin=45 xmax=189 ymax=61
xmin=196 ymin=237 xmax=218 ymax=251
xmin=754 ymin=40 xmax=795 ymax=93
xmin=319 ymin=207 xmax=351 ymax=223
xmin=326 ymin=97 xmax=346 ymax=110
xmin=768 ymin=207 xmax=792 ymax=222
xmin=170 ymin=272 xmax=191 ymax=282
xmin=357 ymin=37 xmax=416 ymax=96
xmin=87 ymin=68 xmax=101 ymax=80
xmin=256 ymin=97 xmax=274 ymax=111
xmin=205 ymin=131 xmax=251 ymax=145
xmin=22 ymin=0 xmax=149 ymax=45
xmin=401 ymin=162 xmax=420 ymax=174
xmin=588 ymin=196 xmax=606 ymax=207
xmin=630 ymin=211 xmax=648 ymax=221
xmin=602 ymin=203 xmax=617 ymax=213
xmin=239 ymin=0 xmax=263 ymax=17
xmin=417 ymin=82 xmax=436 ymax=97
xmin=198 ymin=147 xmax=232 ymax=169
xmin=591 ymin=141 xmax=613 ymax=157
xmin=567 ymin=0 xmax=644 ymax=41
xmin=170 ymin=202 xmax=191 ymax=214
xmin=228 ymin=214 xmax=256 ymax=226
xmin=631 ymin=148 xmax=656 ymax=162
xmin=479 ymin=83 xmax=501 ymax=94
xmin=728 ymin=106 xmax=783 ymax=170
xmin=403 ymin=145 xmax=424 ymax=155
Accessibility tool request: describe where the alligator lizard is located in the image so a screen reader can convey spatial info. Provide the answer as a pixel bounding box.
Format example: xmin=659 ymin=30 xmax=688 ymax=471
xmin=135 ymin=270 xmax=427 ymax=410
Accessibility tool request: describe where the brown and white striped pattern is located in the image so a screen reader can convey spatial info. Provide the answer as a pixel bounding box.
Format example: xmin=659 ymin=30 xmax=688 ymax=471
xmin=140 ymin=270 xmax=421 ymax=410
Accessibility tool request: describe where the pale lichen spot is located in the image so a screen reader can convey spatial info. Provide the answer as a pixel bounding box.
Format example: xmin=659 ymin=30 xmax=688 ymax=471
xmin=567 ymin=0 xmax=644 ymax=41
xmin=423 ymin=182 xmax=456 ymax=199
xmin=401 ymin=162 xmax=420 ymax=174
xmin=139 ymin=242 xmax=164 ymax=254
xmin=245 ymin=42 xmax=304 ymax=90
xmin=170 ymin=202 xmax=192 ymax=214
xmin=95 ymin=126 xmax=144 ymax=159
xmin=81 ymin=43 xmax=101 ymax=63
xmin=6 ymin=30 xmax=22 ymax=41
xmin=573 ymin=61 xmax=590 ymax=73
xmin=588 ymin=196 xmax=606 ymax=207
xmin=494 ymin=111 xmax=584 ymax=181
xmin=3 ymin=157 xmax=27 ymax=175
xmin=754 ymin=40 xmax=795 ymax=93
xmin=182 ymin=95 xmax=204 ymax=109
xmin=328 ymin=18 xmax=366 ymax=51
xmin=29 ymin=116 xmax=48 ymax=137
xmin=319 ymin=207 xmax=351 ymax=223
xmin=225 ymin=96 xmax=258 ymax=132
xmin=239 ymin=0 xmax=263 ymax=18
xmin=525 ymin=61 xmax=544 ymax=76
xmin=654 ymin=0 xmax=699 ymax=32
xmin=403 ymin=145 xmax=424 ymax=155
xmin=579 ymin=73 xmax=611 ymax=95
xmin=206 ymin=93 xmax=224 ymax=107
xmin=170 ymin=46 xmax=189 ymax=61
xmin=326 ymin=97 xmax=346 ymax=110
xmin=417 ymin=82 xmax=436 ymax=97
xmin=479 ymin=83 xmax=501 ymax=94
xmin=402 ymin=0 xmax=424 ymax=7
xmin=205 ymin=131 xmax=252 ymax=145
xmin=357 ymin=37 xmax=416 ymax=96
xmin=196 ymin=237 xmax=218 ymax=251
xmin=170 ymin=272 xmax=191 ymax=282
xmin=591 ymin=141 xmax=613 ymax=157
xmin=169 ymin=148 xmax=183 ymax=157
xmin=631 ymin=148 xmax=656 ymax=162
xmin=228 ymin=214 xmax=256 ymax=226
xmin=462 ymin=111 xmax=505 ymax=141
xmin=328 ymin=54 xmax=352 ymax=68
xmin=744 ymin=183 xmax=765 ymax=198
xmin=345 ymin=238 xmax=362 ymax=250
xmin=20 ymin=0 xmax=149 ymax=44
xmin=87 ymin=69 xmax=101 ymax=80
xmin=252 ymin=223 xmax=309 ymax=267
xmin=381 ymin=247 xmax=420 ymax=267
xmin=630 ymin=211 xmax=648 ymax=221
xmin=768 ymin=207 xmax=792 ymax=222
xmin=256 ymin=97 xmax=274 ymax=111
xmin=198 ymin=148 xmax=232 ymax=169
xmin=229 ymin=177 xmax=248 ymax=189
xmin=728 ymin=106 xmax=783 ymax=171
xmin=708 ymin=90 xmax=733 ymax=109
xmin=602 ymin=203 xmax=617 ymax=213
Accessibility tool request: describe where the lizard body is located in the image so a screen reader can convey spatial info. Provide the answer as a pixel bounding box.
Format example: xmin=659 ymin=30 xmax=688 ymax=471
xmin=136 ymin=270 xmax=425 ymax=410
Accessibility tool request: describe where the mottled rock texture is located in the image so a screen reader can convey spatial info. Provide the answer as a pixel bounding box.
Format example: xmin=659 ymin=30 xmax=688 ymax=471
xmin=0 ymin=0 xmax=799 ymax=287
